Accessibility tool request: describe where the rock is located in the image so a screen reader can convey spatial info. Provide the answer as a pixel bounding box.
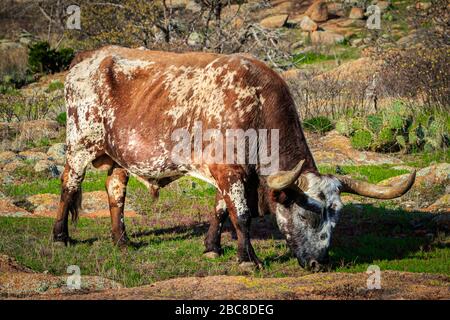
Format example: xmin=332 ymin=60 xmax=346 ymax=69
xmin=349 ymin=7 xmax=364 ymax=19
xmin=2 ymin=160 xmax=26 ymax=172
xmin=316 ymin=57 xmax=382 ymax=83
xmin=327 ymin=2 xmax=345 ymax=17
xmin=0 ymin=122 xmax=20 ymax=141
xmin=0 ymin=199 xmax=31 ymax=217
xmin=167 ymin=0 xmax=187 ymax=9
xmin=260 ymin=14 xmax=289 ymax=29
xmin=305 ymin=0 xmax=328 ymax=22
xmin=309 ymin=131 xmax=403 ymax=166
xmin=17 ymin=120 xmax=60 ymax=143
xmin=310 ymin=31 xmax=344 ymax=45
xmin=415 ymin=2 xmax=432 ymax=10
xmin=29 ymin=191 xmax=137 ymax=217
xmin=397 ymin=33 xmax=418 ymax=46
xmin=34 ymin=160 xmax=62 ymax=177
xmin=350 ymin=38 xmax=363 ymax=47
xmin=425 ymin=195 xmax=450 ymax=214
xmin=19 ymin=151 xmax=48 ymax=162
xmin=290 ymin=40 xmax=305 ymax=50
xmin=287 ymin=14 xmax=306 ymax=25
xmin=299 ymin=16 xmax=318 ymax=32
xmin=0 ymin=171 xmax=14 ymax=184
xmin=376 ymin=1 xmax=391 ymax=11
xmin=186 ymin=1 xmax=201 ymax=13
xmin=380 ymin=163 xmax=450 ymax=188
xmin=47 ymin=143 xmax=66 ymax=165
xmin=259 ymin=1 xmax=292 ymax=17
xmin=231 ymin=17 xmax=244 ymax=29
xmin=0 ymin=151 xmax=18 ymax=166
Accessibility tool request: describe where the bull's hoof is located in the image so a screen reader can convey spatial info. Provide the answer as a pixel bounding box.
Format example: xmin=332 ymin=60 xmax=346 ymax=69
xmin=239 ymin=261 xmax=257 ymax=270
xmin=112 ymin=233 xmax=129 ymax=247
xmin=52 ymin=240 xmax=67 ymax=248
xmin=204 ymin=251 xmax=220 ymax=259
xmin=239 ymin=261 xmax=264 ymax=270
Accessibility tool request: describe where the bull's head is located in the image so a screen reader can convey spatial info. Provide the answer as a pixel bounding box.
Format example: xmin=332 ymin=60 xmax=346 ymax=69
xmin=266 ymin=160 xmax=416 ymax=271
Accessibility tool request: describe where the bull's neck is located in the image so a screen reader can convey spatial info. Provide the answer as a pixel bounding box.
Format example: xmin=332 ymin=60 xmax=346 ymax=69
xmin=260 ymin=99 xmax=318 ymax=175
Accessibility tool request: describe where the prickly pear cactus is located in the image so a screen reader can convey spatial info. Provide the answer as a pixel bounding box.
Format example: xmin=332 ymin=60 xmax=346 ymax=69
xmin=367 ymin=114 xmax=383 ymax=132
xmin=386 ymin=114 xmax=404 ymax=131
xmin=351 ymin=118 xmax=365 ymax=131
xmin=374 ymin=126 xmax=396 ymax=151
xmin=351 ymin=129 xmax=373 ymax=150
xmin=335 ymin=119 xmax=352 ymax=136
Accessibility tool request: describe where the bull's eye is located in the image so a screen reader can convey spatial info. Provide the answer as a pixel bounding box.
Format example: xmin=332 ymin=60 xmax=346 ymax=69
xmin=320 ymin=233 xmax=327 ymax=241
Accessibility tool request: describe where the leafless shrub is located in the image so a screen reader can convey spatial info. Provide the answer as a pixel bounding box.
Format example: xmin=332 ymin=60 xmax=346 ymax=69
xmin=0 ymin=45 xmax=29 ymax=84
xmin=287 ymin=70 xmax=377 ymax=119
xmin=377 ymin=45 xmax=449 ymax=113
xmin=0 ymin=90 xmax=64 ymax=122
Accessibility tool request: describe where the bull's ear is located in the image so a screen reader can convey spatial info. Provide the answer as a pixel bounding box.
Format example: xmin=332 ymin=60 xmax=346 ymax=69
xmin=267 ymin=160 xmax=305 ymax=190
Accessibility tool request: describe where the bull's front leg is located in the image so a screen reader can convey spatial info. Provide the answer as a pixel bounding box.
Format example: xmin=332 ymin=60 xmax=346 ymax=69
xmin=211 ymin=166 xmax=263 ymax=269
xmin=105 ymin=165 xmax=129 ymax=246
xmin=204 ymin=193 xmax=229 ymax=258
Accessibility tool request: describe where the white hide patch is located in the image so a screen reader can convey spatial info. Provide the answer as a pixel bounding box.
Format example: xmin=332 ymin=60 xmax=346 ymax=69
xmin=216 ymin=199 xmax=227 ymax=212
xmin=161 ymin=58 xmax=260 ymax=126
xmin=107 ymin=174 xmax=126 ymax=207
xmin=112 ymin=57 xmax=154 ymax=79
xmin=304 ymin=172 xmax=343 ymax=220
xmin=228 ymin=180 xmax=249 ymax=217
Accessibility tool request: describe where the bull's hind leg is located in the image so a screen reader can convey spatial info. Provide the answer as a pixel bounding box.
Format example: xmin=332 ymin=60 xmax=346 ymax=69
xmin=204 ymin=193 xmax=229 ymax=258
xmin=53 ymin=156 xmax=90 ymax=244
xmin=105 ymin=165 xmax=129 ymax=246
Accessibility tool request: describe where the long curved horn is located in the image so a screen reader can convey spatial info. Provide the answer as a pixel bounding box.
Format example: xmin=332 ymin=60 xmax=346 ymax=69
xmin=337 ymin=170 xmax=416 ymax=199
xmin=267 ymin=159 xmax=305 ymax=190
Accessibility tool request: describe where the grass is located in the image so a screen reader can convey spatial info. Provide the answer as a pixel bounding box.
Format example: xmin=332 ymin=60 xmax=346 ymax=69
xmin=318 ymin=164 xmax=410 ymax=184
xmin=0 ymin=203 xmax=448 ymax=287
xmin=400 ymin=149 xmax=450 ymax=168
xmin=292 ymin=46 xmax=360 ymax=67
xmin=2 ymin=163 xmax=410 ymax=199
xmin=1 ymin=161 xmax=448 ymax=287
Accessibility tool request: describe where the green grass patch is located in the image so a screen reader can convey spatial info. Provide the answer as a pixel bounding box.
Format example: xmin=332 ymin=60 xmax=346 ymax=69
xmin=0 ymin=202 xmax=448 ymax=288
xmin=318 ymin=164 xmax=409 ymax=183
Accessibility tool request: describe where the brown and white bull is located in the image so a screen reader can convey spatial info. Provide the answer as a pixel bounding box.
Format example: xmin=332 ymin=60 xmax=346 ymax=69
xmin=54 ymin=46 xmax=415 ymax=270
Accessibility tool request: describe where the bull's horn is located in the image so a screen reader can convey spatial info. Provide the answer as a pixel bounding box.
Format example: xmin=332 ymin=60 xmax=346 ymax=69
xmin=337 ymin=170 xmax=416 ymax=199
xmin=267 ymin=159 xmax=305 ymax=190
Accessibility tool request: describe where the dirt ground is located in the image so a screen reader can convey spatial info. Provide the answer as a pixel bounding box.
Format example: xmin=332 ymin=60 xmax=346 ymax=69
xmin=1 ymin=255 xmax=448 ymax=300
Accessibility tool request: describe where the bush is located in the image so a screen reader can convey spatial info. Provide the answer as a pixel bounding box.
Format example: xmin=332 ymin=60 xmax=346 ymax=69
xmin=0 ymin=90 xmax=65 ymax=122
xmin=367 ymin=114 xmax=383 ymax=132
xmin=47 ymin=80 xmax=64 ymax=92
xmin=28 ymin=42 xmax=74 ymax=74
xmin=303 ymin=116 xmax=333 ymax=134
xmin=56 ymin=112 xmax=67 ymax=126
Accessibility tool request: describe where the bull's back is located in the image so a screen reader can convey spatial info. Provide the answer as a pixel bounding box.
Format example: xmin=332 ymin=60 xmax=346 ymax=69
xmin=65 ymin=46 xmax=301 ymax=174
